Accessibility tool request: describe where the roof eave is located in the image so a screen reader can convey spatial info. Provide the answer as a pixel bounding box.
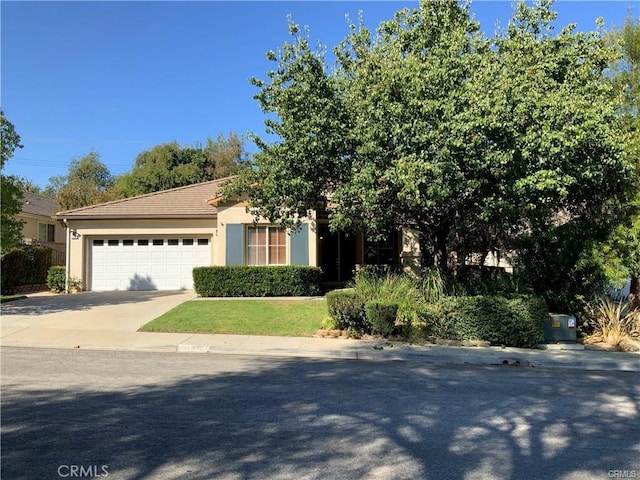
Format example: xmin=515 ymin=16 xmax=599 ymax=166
xmin=208 ymin=181 xmax=256 ymax=206
xmin=53 ymin=214 xmax=218 ymax=221
xmin=18 ymin=212 xmax=57 ymax=220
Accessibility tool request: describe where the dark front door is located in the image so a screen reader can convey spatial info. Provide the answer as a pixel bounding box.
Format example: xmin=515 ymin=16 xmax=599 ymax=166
xmin=318 ymin=225 xmax=357 ymax=283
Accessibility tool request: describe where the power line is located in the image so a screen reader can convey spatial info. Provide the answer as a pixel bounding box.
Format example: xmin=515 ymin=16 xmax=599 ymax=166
xmin=11 ymin=156 xmax=134 ymax=169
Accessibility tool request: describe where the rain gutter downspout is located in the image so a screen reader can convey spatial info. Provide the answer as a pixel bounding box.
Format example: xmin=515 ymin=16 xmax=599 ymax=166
xmin=64 ymin=219 xmax=70 ymax=293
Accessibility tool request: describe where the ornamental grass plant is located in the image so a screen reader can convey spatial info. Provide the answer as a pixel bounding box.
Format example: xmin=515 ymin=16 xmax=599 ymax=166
xmin=585 ymin=296 xmax=640 ymax=350
xmin=351 ymin=270 xmax=437 ymax=329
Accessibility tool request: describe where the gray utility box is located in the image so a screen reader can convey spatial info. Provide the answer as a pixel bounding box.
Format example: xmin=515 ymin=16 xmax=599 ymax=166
xmin=544 ymin=313 xmax=577 ymax=343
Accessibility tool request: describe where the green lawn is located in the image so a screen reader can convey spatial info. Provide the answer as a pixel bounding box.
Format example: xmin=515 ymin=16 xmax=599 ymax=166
xmin=139 ymin=299 xmax=328 ymax=336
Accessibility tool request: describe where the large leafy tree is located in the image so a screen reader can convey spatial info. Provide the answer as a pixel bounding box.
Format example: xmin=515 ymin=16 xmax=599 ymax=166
xmin=230 ymin=0 xmax=635 ymax=282
xmin=603 ymin=15 xmax=640 ymax=304
xmin=1 ymin=109 xmax=25 ymax=252
xmin=203 ymin=132 xmax=249 ymax=180
xmin=14 ymin=177 xmax=56 ymax=198
xmin=484 ymin=4 xmax=637 ymax=308
xmin=55 ymin=151 xmax=116 ymax=210
xmin=114 ymin=133 xmax=248 ymax=197
xmin=114 ymin=142 xmax=206 ymax=197
xmin=331 ymin=2 xmax=489 ymax=273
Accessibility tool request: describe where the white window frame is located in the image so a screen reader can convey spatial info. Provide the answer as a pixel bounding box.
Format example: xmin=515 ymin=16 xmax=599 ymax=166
xmin=37 ymin=222 xmax=55 ymax=242
xmin=246 ymin=226 xmax=287 ymax=266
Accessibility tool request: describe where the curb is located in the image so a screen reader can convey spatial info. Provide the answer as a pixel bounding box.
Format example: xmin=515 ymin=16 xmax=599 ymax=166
xmin=2 ymin=338 xmax=639 ymax=372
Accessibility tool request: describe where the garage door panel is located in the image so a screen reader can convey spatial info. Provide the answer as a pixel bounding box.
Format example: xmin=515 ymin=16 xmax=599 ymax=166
xmin=121 ymin=252 xmax=135 ymax=263
xmin=105 ymin=252 xmax=121 ymax=262
xmin=149 ymin=264 xmax=165 ymax=275
xmin=164 ymin=251 xmax=181 ymax=262
xmin=91 ymin=237 xmax=211 ymax=291
xmin=151 ymin=252 xmax=166 ymax=262
xmin=105 ymin=264 xmax=122 ymax=275
xmin=135 ymin=251 xmax=151 ymax=262
xmin=92 ymin=264 xmax=107 ymax=274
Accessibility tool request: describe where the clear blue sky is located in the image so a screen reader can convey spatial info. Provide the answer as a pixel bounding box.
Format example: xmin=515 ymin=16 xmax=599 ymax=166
xmin=2 ymin=1 xmax=637 ymax=188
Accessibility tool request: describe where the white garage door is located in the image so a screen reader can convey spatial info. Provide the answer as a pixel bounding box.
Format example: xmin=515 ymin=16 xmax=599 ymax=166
xmin=90 ymin=237 xmax=211 ymax=291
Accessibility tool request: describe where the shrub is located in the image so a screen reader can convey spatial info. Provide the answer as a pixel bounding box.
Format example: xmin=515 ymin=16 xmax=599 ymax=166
xmin=192 ymin=266 xmax=322 ymax=297
xmin=365 ymin=300 xmax=399 ymax=337
xmin=326 ymin=289 xmax=368 ymax=333
xmin=69 ymin=277 xmax=83 ymax=292
xmin=419 ymin=298 xmax=460 ymax=341
xmin=1 ymin=245 xmax=52 ymax=292
xmin=47 ymin=266 xmax=66 ymax=293
xmin=352 ymin=271 xmax=431 ymax=329
xmin=420 ymin=295 xmax=547 ymax=348
xmin=321 ymin=316 xmax=339 ymax=331
xmin=1 ymin=249 xmax=27 ymax=290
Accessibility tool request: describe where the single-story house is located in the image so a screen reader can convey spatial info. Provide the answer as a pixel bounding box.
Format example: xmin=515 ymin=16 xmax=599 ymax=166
xmin=19 ymin=191 xmax=66 ymax=264
xmin=53 ymin=177 xmax=422 ymax=291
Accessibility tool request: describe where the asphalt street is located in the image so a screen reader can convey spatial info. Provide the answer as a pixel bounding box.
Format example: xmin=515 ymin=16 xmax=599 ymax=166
xmin=1 ymin=347 xmax=639 ymax=480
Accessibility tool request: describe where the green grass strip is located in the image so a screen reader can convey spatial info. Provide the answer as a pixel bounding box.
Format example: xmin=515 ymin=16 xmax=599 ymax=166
xmin=140 ymin=299 xmax=328 ymax=337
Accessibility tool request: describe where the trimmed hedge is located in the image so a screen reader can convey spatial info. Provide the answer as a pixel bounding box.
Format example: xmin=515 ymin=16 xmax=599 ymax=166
xmin=326 ymin=289 xmax=368 ymax=333
xmin=365 ymin=300 xmax=398 ymax=336
xmin=192 ymin=266 xmax=322 ymax=297
xmin=1 ymin=245 xmax=52 ymax=293
xmin=420 ymin=295 xmax=547 ymax=348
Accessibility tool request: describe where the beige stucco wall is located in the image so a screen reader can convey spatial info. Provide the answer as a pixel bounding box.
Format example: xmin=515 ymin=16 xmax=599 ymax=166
xmin=20 ymin=216 xmax=39 ymax=240
xmin=216 ymin=204 xmax=318 ymax=267
xmin=400 ymin=229 xmax=421 ymax=276
xmin=18 ymin=214 xmax=65 ymax=244
xmin=65 ymin=218 xmax=217 ymax=288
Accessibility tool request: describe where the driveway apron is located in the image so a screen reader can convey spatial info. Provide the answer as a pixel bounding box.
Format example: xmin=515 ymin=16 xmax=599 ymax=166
xmin=1 ymin=290 xmax=195 ymax=349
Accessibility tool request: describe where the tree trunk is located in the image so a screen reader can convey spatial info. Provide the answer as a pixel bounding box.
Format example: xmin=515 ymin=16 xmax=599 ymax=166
xmin=479 ymin=250 xmax=489 ymax=271
xmin=418 ymin=231 xmax=434 ymax=273
xmin=430 ymin=225 xmax=451 ymax=278
xmin=630 ymin=275 xmax=640 ymax=309
xmin=418 ymin=225 xmax=451 ymax=279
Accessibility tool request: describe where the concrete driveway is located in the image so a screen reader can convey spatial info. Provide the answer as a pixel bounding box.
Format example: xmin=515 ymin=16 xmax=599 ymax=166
xmin=1 ymin=290 xmax=195 ymax=349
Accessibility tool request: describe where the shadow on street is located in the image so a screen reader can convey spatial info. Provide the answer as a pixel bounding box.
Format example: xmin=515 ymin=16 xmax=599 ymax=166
xmin=1 ymin=348 xmax=639 ymax=479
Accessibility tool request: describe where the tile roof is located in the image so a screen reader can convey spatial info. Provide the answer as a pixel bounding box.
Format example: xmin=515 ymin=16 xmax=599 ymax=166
xmin=21 ymin=192 xmax=59 ymax=218
xmin=54 ymin=177 xmax=233 ymax=220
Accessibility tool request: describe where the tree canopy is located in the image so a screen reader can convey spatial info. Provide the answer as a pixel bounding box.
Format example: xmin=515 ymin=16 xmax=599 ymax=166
xmin=229 ymin=0 xmax=636 ymax=286
xmin=41 ymin=133 xmax=248 ymax=209
xmin=113 ymin=133 xmax=248 ymax=198
xmin=0 ymin=109 xmax=25 ymax=252
xmin=1 ymin=109 xmax=22 ymax=170
xmin=114 ymin=142 xmax=206 ymax=198
xmin=54 ymin=151 xmax=116 ymax=211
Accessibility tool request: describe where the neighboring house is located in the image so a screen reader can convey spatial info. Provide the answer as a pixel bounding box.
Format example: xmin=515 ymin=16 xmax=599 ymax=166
xmin=54 ymin=177 xmax=421 ymax=291
xmin=18 ymin=191 xmax=66 ymax=265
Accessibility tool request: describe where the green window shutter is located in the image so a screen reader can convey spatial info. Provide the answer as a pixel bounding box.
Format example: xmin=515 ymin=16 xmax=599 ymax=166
xmin=290 ymin=224 xmax=309 ymax=265
xmin=226 ymin=224 xmax=244 ymax=265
